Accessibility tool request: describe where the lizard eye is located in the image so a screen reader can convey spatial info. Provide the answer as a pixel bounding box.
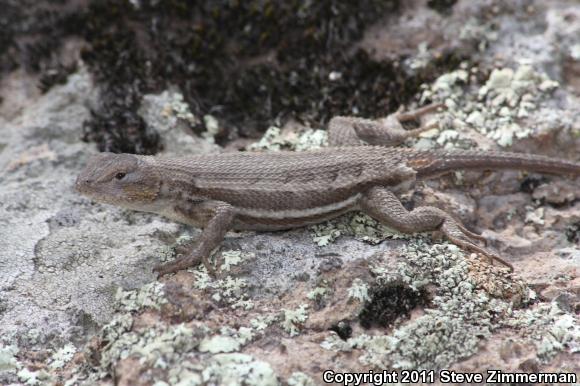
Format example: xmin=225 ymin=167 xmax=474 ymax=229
xmin=115 ymin=172 xmax=126 ymax=180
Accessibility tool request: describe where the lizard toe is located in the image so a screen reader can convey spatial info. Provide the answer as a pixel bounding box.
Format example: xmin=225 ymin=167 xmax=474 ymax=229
xmin=440 ymin=219 xmax=513 ymax=271
xmin=454 ymin=222 xmax=488 ymax=245
xmin=154 ymin=254 xmax=204 ymax=277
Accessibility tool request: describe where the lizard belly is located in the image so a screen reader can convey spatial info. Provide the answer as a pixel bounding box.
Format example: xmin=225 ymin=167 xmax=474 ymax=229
xmin=232 ymin=193 xmax=361 ymax=231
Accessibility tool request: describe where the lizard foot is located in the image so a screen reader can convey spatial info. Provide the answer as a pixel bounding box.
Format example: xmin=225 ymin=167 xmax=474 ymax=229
xmin=440 ymin=218 xmax=513 ymax=271
xmin=174 ymin=240 xmax=197 ymax=256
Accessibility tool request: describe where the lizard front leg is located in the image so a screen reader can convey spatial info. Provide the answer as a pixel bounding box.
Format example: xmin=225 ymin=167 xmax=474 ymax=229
xmin=154 ymin=203 xmax=235 ymax=277
xmin=360 ymin=187 xmax=513 ymax=271
xmin=327 ymin=102 xmax=443 ymax=147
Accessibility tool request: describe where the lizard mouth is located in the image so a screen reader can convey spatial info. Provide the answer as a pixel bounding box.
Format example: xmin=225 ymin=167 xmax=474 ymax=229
xmin=74 ymin=175 xmax=92 ymax=195
xmin=74 ymin=176 xmax=105 ymax=202
xmin=74 ymin=178 xmax=86 ymax=194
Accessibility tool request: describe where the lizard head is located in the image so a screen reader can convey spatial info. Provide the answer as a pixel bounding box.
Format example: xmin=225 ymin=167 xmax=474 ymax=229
xmin=75 ymin=152 xmax=161 ymax=209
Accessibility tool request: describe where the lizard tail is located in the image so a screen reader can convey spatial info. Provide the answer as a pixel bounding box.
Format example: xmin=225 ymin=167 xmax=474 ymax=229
xmin=407 ymin=149 xmax=580 ymax=179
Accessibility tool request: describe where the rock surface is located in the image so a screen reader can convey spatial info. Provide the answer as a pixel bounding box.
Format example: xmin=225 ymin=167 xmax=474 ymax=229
xmin=0 ymin=1 xmax=579 ymax=385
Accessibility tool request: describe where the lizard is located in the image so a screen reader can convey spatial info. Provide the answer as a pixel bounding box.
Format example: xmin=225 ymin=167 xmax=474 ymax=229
xmin=75 ymin=103 xmax=580 ymax=277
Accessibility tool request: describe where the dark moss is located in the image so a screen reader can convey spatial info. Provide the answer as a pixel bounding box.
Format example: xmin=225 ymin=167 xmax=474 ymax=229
xmin=519 ymin=175 xmax=548 ymax=194
xmin=1 ymin=0 xmax=471 ymax=154
xmin=359 ymin=283 xmax=428 ymax=329
xmin=565 ymin=221 xmax=580 ymax=244
xmin=38 ymin=62 xmax=78 ymax=93
xmin=329 ymin=320 xmax=352 ymax=340
xmin=0 ymin=1 xmax=86 ymax=73
xmin=82 ymin=107 xmax=161 ymax=155
xmin=0 ymin=1 xmax=19 ymax=73
xmin=427 ymin=0 xmax=458 ymax=15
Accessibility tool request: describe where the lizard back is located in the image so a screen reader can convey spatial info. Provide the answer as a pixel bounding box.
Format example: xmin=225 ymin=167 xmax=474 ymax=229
xmin=147 ymin=147 xmax=410 ymax=212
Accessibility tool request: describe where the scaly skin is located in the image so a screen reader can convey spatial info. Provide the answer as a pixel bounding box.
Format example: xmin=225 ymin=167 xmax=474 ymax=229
xmin=75 ymin=104 xmax=580 ymax=276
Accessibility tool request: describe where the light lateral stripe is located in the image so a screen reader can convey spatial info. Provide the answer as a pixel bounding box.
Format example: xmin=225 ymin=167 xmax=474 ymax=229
xmin=235 ymin=193 xmax=361 ymax=219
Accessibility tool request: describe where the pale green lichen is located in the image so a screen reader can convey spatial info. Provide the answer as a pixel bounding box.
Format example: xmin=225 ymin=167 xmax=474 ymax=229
xmin=218 ymin=277 xmax=248 ymax=299
xmin=458 ymin=18 xmax=498 ymax=52
xmin=193 ymin=270 xmax=252 ymax=309
xmin=100 ymin=313 xmax=134 ymax=346
xmin=311 ymin=229 xmax=341 ymax=247
xmin=294 ymin=128 xmax=328 ymax=151
xmin=250 ymin=315 xmax=277 ymax=331
xmin=220 ymin=250 xmax=254 ymax=272
xmin=250 ymin=126 xmax=327 ymax=152
xmin=347 ymin=278 xmax=370 ymax=303
xmin=103 ymin=322 xmax=202 ymax=374
xmin=164 ymin=361 xmax=204 ymax=386
xmin=287 ymin=371 xmax=317 ymax=386
xmin=48 ymin=344 xmax=76 ymax=370
xmin=86 ymin=316 xmax=278 ymax=385
xmin=351 ymin=335 xmax=394 ymax=368
xmin=209 ymin=276 xmax=250 ymax=307
xmin=571 ymin=44 xmax=580 ymax=60
xmin=203 ymin=114 xmax=220 ymax=140
xmin=320 ymin=240 xmax=540 ymax=370
xmin=503 ymin=302 xmax=580 ymax=362
xmin=199 ymin=336 xmax=241 ymax=354
xmin=311 ymin=212 xmax=409 ymax=247
xmin=202 ymin=353 xmax=279 ymax=386
xmin=306 ymin=287 xmax=328 ymax=301
xmin=235 ymin=327 xmax=255 ymax=345
xmin=320 ymin=333 xmax=352 ymax=352
xmin=435 ymin=129 xmax=459 ymax=146
xmin=92 ymin=281 xmax=276 ymax=385
xmin=168 ymin=367 xmax=204 ymax=386
xmin=160 ymin=91 xmax=199 ymax=126
xmin=115 ymin=282 xmax=168 ymax=312
xmin=230 ymin=299 xmax=255 ymax=310
xmin=250 ymin=126 xmax=284 ymax=151
xmin=281 ymin=304 xmax=309 ymax=337
xmin=524 ymin=206 xmax=545 ymax=225
xmin=406 ymin=41 xmax=432 ymax=70
xmin=199 ymin=326 xmax=256 ymax=354
xmin=420 ymin=64 xmax=559 ymax=148
xmin=0 ymin=344 xmax=19 ymax=372
xmin=17 ymin=367 xmax=51 ymax=386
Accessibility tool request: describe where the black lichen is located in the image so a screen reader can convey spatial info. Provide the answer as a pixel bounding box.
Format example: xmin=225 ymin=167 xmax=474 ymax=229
xmin=427 ymin=0 xmax=458 ymax=15
xmin=330 ymin=320 xmax=353 ymax=340
xmin=1 ymin=0 xmax=469 ymax=154
xmin=359 ymin=283 xmax=428 ymax=329
xmin=38 ymin=62 xmax=78 ymax=93
xmin=519 ymin=175 xmax=548 ymax=194
xmin=565 ymin=221 xmax=580 ymax=244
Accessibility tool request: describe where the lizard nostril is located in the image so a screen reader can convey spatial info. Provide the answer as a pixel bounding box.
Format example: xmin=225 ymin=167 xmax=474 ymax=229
xmin=75 ymin=177 xmax=92 ymax=189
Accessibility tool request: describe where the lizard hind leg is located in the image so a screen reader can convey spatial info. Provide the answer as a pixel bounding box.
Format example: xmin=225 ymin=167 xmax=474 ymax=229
xmin=360 ymin=187 xmax=513 ymax=271
xmin=327 ymin=102 xmax=444 ymax=147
